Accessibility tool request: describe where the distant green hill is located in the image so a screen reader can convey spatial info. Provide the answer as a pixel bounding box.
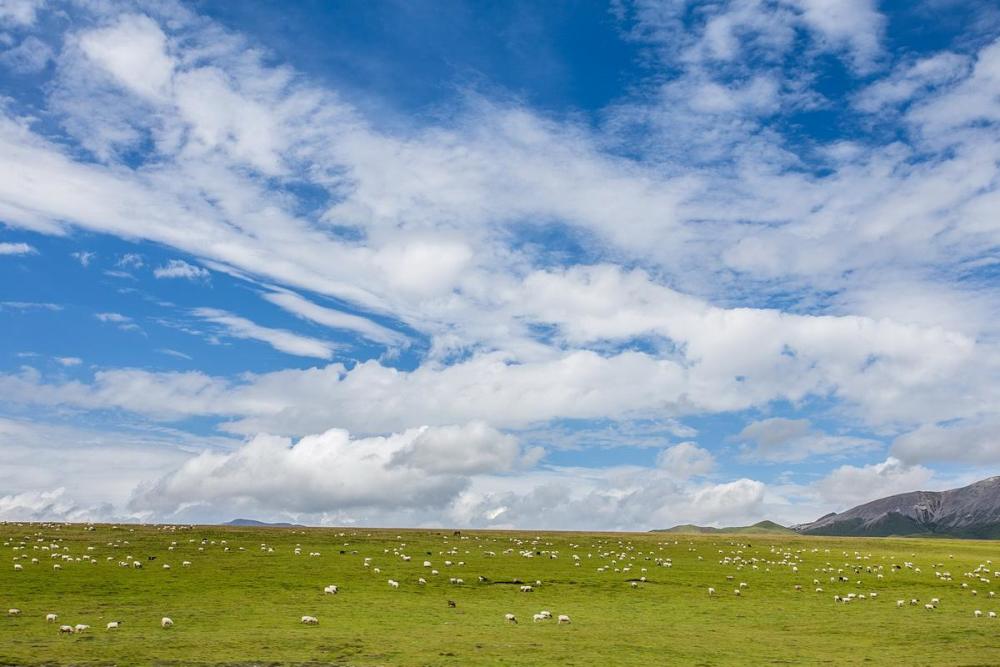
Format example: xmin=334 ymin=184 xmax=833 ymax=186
xmin=652 ymin=520 xmax=794 ymax=535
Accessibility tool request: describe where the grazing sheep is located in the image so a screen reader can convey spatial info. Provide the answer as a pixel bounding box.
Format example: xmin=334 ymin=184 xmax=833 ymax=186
xmin=300 ymin=616 xmax=319 ymax=625
xmin=388 ymin=579 xmax=399 ymax=589
xmin=323 ymin=585 xmax=338 ymax=594
xmin=106 ymin=621 xmax=121 ymax=630
xmin=533 ymin=613 xmax=546 ymax=622
xmin=975 ymin=610 xmax=983 ymax=618
xmin=161 ymin=617 xmax=173 ymax=628
xmin=924 ymin=604 xmax=935 ymax=611
xmin=557 ymin=614 xmax=571 ymax=624
xmin=58 ymin=625 xmax=75 ymax=634
xmin=990 ymin=612 xmax=997 ymax=619
xmin=897 ymin=600 xmax=905 ymax=608
xmin=46 ymin=613 xmax=58 ymax=623
xmin=630 ymin=582 xmax=638 ymax=589
xmin=520 ymin=585 xmax=534 ymax=592
xmin=74 ymin=624 xmax=90 ymax=632
xmin=7 ymin=609 xmax=20 ymax=616
xmin=13 ymin=564 xmax=22 ymax=571
xmin=538 ymin=610 xmax=552 ymax=619
xmin=707 ymin=587 xmax=715 ymax=596
xmin=182 ymin=561 xmax=191 ymax=567
xmin=504 ymin=613 xmax=517 ymax=624
xmin=418 ymin=577 xmax=427 ymax=585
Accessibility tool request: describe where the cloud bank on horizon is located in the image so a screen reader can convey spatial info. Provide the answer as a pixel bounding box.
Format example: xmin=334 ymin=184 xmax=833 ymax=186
xmin=0 ymin=0 xmax=998 ymax=529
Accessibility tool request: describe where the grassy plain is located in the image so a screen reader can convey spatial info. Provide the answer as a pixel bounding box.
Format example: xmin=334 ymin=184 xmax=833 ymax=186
xmin=2 ymin=522 xmax=1000 ymax=666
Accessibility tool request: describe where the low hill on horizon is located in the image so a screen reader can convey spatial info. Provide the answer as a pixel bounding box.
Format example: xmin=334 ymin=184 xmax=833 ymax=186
xmin=652 ymin=520 xmax=795 ymax=535
xmin=225 ymin=518 xmax=304 ymax=528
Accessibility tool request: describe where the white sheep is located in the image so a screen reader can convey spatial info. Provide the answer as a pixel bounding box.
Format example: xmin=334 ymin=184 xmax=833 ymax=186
xmin=520 ymin=585 xmax=534 ymax=592
xmin=161 ymin=617 xmax=173 ymax=628
xmin=74 ymin=624 xmax=90 ymax=632
xmin=388 ymin=579 xmax=399 ymax=589
xmin=896 ymin=600 xmax=905 ymax=608
xmin=14 ymin=564 xmax=22 ymax=571
xmin=504 ymin=613 xmax=517 ymax=624
xmin=418 ymin=577 xmax=427 ymax=585
xmin=7 ymin=609 xmax=20 ymax=616
xmin=532 ymin=613 xmax=546 ymax=622
xmin=301 ymin=615 xmax=319 ymax=625
xmin=990 ymin=612 xmax=997 ymax=619
xmin=46 ymin=613 xmax=58 ymax=623
xmin=106 ymin=621 xmax=121 ymax=630
xmin=707 ymin=587 xmax=715 ymax=596
xmin=182 ymin=561 xmax=192 ymax=567
xmin=324 ymin=585 xmax=339 ymax=594
xmin=975 ymin=610 xmax=983 ymax=618
xmin=557 ymin=614 xmax=571 ymax=624
xmin=58 ymin=625 xmax=75 ymax=634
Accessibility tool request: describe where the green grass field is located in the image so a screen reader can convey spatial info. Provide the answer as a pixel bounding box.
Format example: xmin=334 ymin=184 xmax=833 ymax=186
xmin=3 ymin=522 xmax=1000 ymax=666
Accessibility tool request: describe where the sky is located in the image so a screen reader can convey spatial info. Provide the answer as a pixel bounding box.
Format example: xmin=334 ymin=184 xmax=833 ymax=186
xmin=0 ymin=0 xmax=998 ymax=530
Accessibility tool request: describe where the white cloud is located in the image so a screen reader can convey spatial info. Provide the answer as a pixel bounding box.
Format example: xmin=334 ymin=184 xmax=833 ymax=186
xmin=78 ymin=14 xmax=175 ymax=102
xmin=892 ymin=417 xmax=1000 ymax=465
xmin=131 ymin=423 xmax=538 ymax=516
xmin=0 ymin=0 xmax=44 ymax=26
xmin=71 ymin=250 xmax=95 ymax=266
xmin=0 ymin=241 xmax=35 ymax=254
xmin=735 ymin=417 xmax=882 ymax=462
xmin=154 ymin=259 xmax=210 ymax=280
xmin=55 ymin=356 xmax=81 ymax=366
xmin=812 ymin=457 xmax=934 ymax=508
xmin=0 ymin=35 xmax=53 ymax=73
xmin=192 ymin=307 xmax=335 ymax=359
xmin=656 ymin=442 xmax=715 ymax=479
xmin=263 ymin=289 xmax=405 ymax=346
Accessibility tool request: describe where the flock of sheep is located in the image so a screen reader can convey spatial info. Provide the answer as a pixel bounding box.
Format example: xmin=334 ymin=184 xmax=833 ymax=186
xmin=4 ymin=521 xmax=1000 ymax=644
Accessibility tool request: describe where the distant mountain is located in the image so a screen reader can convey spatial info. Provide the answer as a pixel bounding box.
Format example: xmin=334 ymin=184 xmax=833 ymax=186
xmin=795 ymin=476 xmax=1000 ymax=538
xmin=225 ymin=519 xmax=303 ymax=528
xmin=653 ymin=520 xmax=795 ymax=535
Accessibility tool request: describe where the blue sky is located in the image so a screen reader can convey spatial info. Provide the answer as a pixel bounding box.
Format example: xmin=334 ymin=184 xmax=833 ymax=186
xmin=0 ymin=0 xmax=998 ymax=529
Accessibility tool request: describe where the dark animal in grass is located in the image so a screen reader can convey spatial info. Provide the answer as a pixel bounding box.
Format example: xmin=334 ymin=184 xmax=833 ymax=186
xmin=447 ymin=600 xmax=456 ymax=608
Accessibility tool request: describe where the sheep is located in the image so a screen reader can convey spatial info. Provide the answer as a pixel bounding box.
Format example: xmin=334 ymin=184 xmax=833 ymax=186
xmin=533 ymin=613 xmax=546 ymax=622
xmin=990 ymin=612 xmax=997 ymax=619
xmin=630 ymin=581 xmax=638 ymax=589
xmin=447 ymin=600 xmax=457 ymax=608
xmin=557 ymin=614 xmax=571 ymax=624
xmin=504 ymin=613 xmax=518 ymax=624
xmin=300 ymin=615 xmax=319 ymax=625
xmin=707 ymin=587 xmax=716 ymax=596
xmin=418 ymin=577 xmax=427 ymax=585
xmin=388 ymin=579 xmax=400 ymax=589
xmin=924 ymin=604 xmax=935 ymax=611
xmin=520 ymin=585 xmax=534 ymax=592
xmin=538 ymin=610 xmax=552 ymax=619
xmin=182 ymin=561 xmax=192 ymax=567
xmin=74 ymin=624 xmax=90 ymax=632
xmin=46 ymin=613 xmax=58 ymax=623
xmin=58 ymin=625 xmax=75 ymax=634
xmin=161 ymin=617 xmax=173 ymax=628
xmin=323 ymin=585 xmax=338 ymax=594
xmin=162 ymin=564 xmax=171 ymax=570
xmin=975 ymin=610 xmax=983 ymax=618
xmin=896 ymin=600 xmax=905 ymax=608
xmin=13 ymin=564 xmax=22 ymax=571
xmin=106 ymin=621 xmax=121 ymax=630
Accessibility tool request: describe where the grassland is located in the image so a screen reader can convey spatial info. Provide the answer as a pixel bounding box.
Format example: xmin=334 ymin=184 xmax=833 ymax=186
xmin=3 ymin=522 xmax=1000 ymax=666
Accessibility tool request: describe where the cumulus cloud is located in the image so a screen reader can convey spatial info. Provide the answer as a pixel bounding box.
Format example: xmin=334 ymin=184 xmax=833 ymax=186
xmin=813 ymin=457 xmax=934 ymax=508
xmin=656 ymin=442 xmax=715 ymax=479
xmin=131 ymin=423 xmax=538 ymax=516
